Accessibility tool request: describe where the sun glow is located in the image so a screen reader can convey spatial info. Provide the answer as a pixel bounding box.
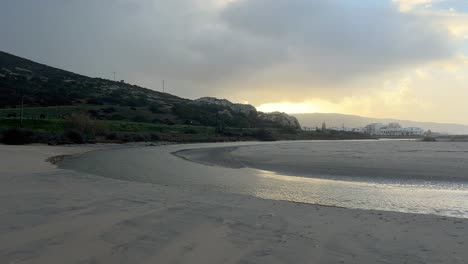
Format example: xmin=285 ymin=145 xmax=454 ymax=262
xmin=212 ymin=0 xmax=237 ymax=8
xmin=256 ymin=102 xmax=320 ymax=114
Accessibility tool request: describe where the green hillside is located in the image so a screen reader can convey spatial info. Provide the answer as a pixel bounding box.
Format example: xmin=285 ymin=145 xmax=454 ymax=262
xmin=0 ymin=51 xmax=300 ymax=129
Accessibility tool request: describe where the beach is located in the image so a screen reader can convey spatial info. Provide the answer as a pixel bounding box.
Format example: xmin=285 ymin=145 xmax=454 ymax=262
xmin=175 ymin=140 xmax=468 ymax=182
xmin=1 ymin=142 xmax=468 ymax=263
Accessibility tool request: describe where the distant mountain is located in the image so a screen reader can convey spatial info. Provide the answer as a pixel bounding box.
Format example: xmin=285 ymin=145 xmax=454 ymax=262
xmin=293 ymin=113 xmax=468 ymax=135
xmin=0 ymin=51 xmax=300 ymax=129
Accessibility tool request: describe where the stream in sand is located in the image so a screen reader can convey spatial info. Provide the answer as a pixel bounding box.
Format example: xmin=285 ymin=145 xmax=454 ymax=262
xmin=59 ymin=140 xmax=468 ymax=218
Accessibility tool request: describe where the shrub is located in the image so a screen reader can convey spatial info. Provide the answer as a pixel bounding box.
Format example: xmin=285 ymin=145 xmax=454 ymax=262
xmin=32 ymin=132 xmax=63 ymax=144
xmin=281 ymin=127 xmax=298 ymax=134
xmin=110 ymin=114 xmax=126 ymax=120
xmin=253 ymin=128 xmax=276 ymax=141
xmin=64 ymin=130 xmax=85 ymax=144
xmin=150 ymin=133 xmax=160 ymax=141
xmin=131 ymin=134 xmax=146 ymax=142
xmin=65 ymin=113 xmax=93 ymax=133
xmin=163 ymin=119 xmax=175 ymax=125
xmin=152 ymin=118 xmax=163 ymax=124
xmin=149 ymin=103 xmax=163 ymax=114
xmin=183 ymin=128 xmax=198 ymax=134
xmin=87 ymin=98 xmax=104 ymax=105
xmin=1 ymin=128 xmax=34 ymax=145
xmin=112 ymin=132 xmax=160 ymax=142
xmin=105 ymin=133 xmax=118 ymax=140
xmin=64 ymin=113 xmax=107 ymax=137
xmin=121 ymin=133 xmax=145 ymax=142
xmin=131 ymin=115 xmax=149 ymax=123
xmin=88 ymin=109 xmax=100 ymax=118
xmin=101 ymin=107 xmax=116 ymax=114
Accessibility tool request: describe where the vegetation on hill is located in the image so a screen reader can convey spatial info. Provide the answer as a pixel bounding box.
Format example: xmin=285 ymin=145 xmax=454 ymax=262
xmin=0 ymin=51 xmax=300 ymax=130
xmin=0 ymin=117 xmax=371 ymax=145
xmin=0 ymin=51 xmax=371 ymax=144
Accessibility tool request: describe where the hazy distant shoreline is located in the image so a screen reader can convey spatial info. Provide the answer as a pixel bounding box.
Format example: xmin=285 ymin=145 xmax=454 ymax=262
xmin=294 ymin=113 xmax=468 ymax=135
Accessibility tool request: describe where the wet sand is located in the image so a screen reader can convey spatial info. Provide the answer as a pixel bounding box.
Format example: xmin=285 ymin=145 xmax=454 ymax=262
xmin=1 ymin=143 xmax=468 ymax=263
xmin=176 ymin=140 xmax=468 ymax=182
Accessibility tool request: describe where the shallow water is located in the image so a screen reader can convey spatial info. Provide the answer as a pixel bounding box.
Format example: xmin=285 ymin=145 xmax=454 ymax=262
xmin=60 ymin=140 xmax=468 ymax=218
xmin=252 ymin=169 xmax=468 ymax=218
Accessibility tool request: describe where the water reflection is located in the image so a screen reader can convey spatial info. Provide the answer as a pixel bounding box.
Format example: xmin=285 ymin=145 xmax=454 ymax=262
xmin=60 ymin=142 xmax=468 ymax=219
xmin=251 ymin=169 xmax=468 ymax=218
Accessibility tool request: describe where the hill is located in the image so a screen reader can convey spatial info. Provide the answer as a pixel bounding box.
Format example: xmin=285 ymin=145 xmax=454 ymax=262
xmin=294 ymin=113 xmax=468 ymax=135
xmin=0 ymin=51 xmax=300 ymax=130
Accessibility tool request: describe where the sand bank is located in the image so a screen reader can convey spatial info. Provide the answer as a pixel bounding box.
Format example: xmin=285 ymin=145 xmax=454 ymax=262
xmin=1 ymin=143 xmax=467 ymax=263
xmin=176 ymin=140 xmax=468 ymax=182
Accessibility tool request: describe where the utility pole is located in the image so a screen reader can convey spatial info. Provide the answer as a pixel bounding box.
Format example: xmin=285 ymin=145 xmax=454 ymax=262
xmin=162 ymin=80 xmax=165 ymax=93
xmin=20 ymin=95 xmax=24 ymax=127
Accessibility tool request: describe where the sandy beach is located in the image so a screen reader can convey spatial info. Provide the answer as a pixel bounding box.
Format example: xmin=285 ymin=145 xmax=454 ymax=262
xmin=1 ymin=143 xmax=468 ymax=264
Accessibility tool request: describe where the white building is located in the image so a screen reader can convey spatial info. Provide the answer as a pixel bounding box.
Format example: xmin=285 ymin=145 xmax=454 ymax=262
xmin=403 ymin=127 xmax=425 ymax=136
xmin=363 ymin=123 xmax=385 ymax=135
xmin=363 ymin=123 xmax=424 ymax=136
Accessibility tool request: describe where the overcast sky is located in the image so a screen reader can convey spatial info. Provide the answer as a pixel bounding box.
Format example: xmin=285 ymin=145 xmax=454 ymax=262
xmin=1 ymin=0 xmax=468 ymax=124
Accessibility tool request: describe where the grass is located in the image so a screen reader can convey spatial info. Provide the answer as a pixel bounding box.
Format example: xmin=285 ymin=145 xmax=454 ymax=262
xmin=0 ymin=106 xmax=83 ymax=119
xmin=103 ymin=120 xmax=215 ymax=134
xmin=0 ymin=119 xmax=66 ymax=132
xmin=0 ymin=118 xmax=221 ymax=144
xmin=0 ymin=118 xmax=226 ymax=144
xmin=0 ymin=118 xmax=214 ymax=134
xmin=0 ymin=105 xmax=186 ymax=127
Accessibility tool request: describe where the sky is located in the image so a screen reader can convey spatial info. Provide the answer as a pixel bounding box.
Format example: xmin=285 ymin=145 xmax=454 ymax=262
xmin=1 ymin=0 xmax=468 ymax=124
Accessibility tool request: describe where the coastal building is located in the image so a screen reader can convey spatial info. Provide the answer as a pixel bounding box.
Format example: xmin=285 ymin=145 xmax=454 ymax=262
xmin=363 ymin=123 xmax=385 ymax=135
xmin=363 ymin=123 xmax=424 ymax=136
xmin=310 ymin=122 xmax=424 ymax=136
xmin=352 ymin=127 xmax=365 ymax=133
xmin=402 ymin=127 xmax=425 ymax=136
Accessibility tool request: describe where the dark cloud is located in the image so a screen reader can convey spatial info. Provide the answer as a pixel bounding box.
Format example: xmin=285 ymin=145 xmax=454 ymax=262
xmin=222 ymin=0 xmax=453 ymax=83
xmin=0 ymin=0 xmax=455 ymax=103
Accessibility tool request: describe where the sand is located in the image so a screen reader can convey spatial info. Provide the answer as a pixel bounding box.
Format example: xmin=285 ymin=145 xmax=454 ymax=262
xmin=176 ymin=140 xmax=468 ymax=182
xmin=1 ymin=143 xmax=468 ymax=264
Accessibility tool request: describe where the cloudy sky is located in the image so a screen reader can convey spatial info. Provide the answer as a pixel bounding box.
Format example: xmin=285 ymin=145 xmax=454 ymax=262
xmin=1 ymin=0 xmax=468 ymax=124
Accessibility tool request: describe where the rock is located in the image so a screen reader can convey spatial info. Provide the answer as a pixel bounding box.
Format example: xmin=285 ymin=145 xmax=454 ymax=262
xmin=258 ymin=112 xmax=302 ymax=130
xmin=194 ymin=97 xmax=257 ymax=115
xmin=218 ymin=109 xmax=233 ymax=118
xmin=195 ymin=97 xmax=301 ymax=129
